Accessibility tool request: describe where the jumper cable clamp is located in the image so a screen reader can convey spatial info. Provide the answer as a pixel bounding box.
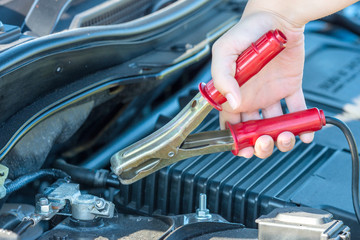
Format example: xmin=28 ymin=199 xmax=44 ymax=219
xmin=110 ymin=29 xmax=326 ymax=184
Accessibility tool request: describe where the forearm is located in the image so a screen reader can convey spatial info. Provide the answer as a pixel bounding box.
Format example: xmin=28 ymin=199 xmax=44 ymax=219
xmin=243 ymin=0 xmax=359 ymax=26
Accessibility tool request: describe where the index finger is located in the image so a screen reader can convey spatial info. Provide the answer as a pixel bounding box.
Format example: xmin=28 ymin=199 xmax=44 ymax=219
xmin=211 ymin=20 xmax=277 ymax=111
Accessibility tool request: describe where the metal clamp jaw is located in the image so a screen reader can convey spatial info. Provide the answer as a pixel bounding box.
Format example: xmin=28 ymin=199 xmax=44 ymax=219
xmin=111 ymin=93 xmax=233 ymax=184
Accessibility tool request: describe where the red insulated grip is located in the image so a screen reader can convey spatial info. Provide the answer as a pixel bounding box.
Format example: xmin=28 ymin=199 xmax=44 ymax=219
xmin=226 ymin=108 xmax=326 ymax=155
xmin=199 ymin=29 xmax=287 ymax=111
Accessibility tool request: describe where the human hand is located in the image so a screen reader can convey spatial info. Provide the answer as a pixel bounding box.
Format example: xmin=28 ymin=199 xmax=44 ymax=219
xmin=211 ymin=11 xmax=313 ymax=159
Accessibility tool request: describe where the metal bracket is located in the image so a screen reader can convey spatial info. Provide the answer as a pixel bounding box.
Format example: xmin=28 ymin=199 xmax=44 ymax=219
xmin=35 ymin=182 xmax=114 ymax=222
xmin=0 ymin=164 xmax=9 ymax=199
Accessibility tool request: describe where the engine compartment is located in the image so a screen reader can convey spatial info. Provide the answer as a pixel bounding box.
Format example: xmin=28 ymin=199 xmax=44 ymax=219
xmin=0 ymin=0 xmax=359 ymax=239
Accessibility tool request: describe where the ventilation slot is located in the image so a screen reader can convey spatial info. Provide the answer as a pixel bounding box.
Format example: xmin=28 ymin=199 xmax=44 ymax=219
xmin=70 ymin=0 xmax=153 ymax=28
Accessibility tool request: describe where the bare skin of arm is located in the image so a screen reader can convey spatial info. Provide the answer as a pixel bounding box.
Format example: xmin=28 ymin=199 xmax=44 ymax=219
xmin=212 ymin=0 xmax=358 ymax=159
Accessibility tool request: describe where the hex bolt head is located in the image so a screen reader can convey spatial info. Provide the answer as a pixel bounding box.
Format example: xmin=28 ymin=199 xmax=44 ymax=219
xmin=196 ymin=193 xmax=211 ymax=220
xmin=38 ymin=197 xmax=51 ymax=213
xmin=39 ymin=197 xmax=49 ymax=205
xmin=95 ymin=199 xmax=105 ymax=209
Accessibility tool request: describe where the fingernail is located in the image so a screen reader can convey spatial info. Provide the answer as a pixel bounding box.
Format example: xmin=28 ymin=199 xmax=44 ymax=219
xmin=300 ymin=133 xmax=314 ymax=143
xmin=260 ymin=140 xmax=271 ymax=152
xmin=282 ymin=139 xmax=291 ymax=147
xmin=226 ymin=93 xmax=239 ymax=110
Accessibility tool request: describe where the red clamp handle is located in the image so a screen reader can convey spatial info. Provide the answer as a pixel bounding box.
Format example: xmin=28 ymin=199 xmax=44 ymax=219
xmin=199 ymin=29 xmax=287 ymax=111
xmin=226 ymin=108 xmax=326 ymax=155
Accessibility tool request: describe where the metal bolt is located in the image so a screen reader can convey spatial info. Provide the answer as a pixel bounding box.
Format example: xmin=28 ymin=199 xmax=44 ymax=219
xmin=199 ymin=193 xmax=206 ymax=210
xmin=38 ymin=197 xmax=50 ymax=213
xmin=168 ymin=151 xmax=175 ymax=157
xmin=95 ymin=199 xmax=105 ymax=209
xmin=196 ymin=193 xmax=211 ymax=220
xmin=39 ymin=197 xmax=48 ymax=205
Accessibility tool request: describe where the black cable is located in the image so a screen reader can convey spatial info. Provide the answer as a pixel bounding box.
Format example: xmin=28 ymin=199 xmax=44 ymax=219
xmin=4 ymin=169 xmax=69 ymax=196
xmin=54 ymin=159 xmax=120 ymax=188
xmin=13 ymin=219 xmax=33 ymax=235
xmin=106 ymin=174 xmax=121 ymax=188
xmin=0 ymin=214 xmax=21 ymax=230
xmin=325 ymin=116 xmax=360 ymax=224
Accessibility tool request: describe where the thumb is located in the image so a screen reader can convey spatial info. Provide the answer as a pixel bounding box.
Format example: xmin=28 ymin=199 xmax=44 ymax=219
xmin=211 ymin=42 xmax=242 ymax=111
xmin=211 ymin=17 xmax=274 ymax=112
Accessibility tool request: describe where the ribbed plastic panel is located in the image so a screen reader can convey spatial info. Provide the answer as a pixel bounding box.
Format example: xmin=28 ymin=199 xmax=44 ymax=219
xmin=114 ymin=31 xmax=360 ymax=237
xmin=115 ymin=109 xmax=337 ymax=227
xmin=115 ymin=104 xmax=359 ymax=237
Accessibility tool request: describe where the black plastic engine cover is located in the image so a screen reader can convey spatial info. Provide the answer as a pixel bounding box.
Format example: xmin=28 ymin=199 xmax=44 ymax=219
xmin=114 ymin=30 xmax=360 ymax=238
xmin=303 ymin=33 xmax=360 ymax=151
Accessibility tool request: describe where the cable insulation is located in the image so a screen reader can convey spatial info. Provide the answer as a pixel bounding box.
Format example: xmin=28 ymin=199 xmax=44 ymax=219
xmin=13 ymin=219 xmax=33 ymax=235
xmin=5 ymin=169 xmax=69 ymax=196
xmin=325 ymin=116 xmax=360 ymax=223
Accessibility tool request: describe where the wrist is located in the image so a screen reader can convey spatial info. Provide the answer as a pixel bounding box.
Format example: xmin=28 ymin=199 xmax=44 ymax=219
xmin=242 ymin=0 xmax=307 ymax=28
xmin=242 ymin=0 xmax=359 ymax=27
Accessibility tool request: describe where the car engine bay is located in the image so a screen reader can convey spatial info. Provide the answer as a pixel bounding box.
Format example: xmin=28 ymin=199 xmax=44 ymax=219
xmin=0 ymin=0 xmax=360 ymax=239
